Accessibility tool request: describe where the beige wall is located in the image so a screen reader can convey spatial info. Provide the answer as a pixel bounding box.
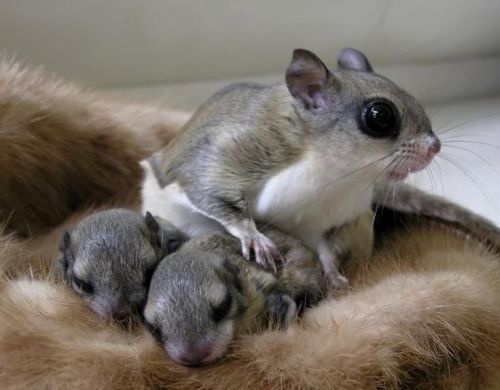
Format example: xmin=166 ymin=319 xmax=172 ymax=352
xmin=2 ymin=0 xmax=500 ymax=107
xmin=1 ymin=0 xmax=500 ymax=87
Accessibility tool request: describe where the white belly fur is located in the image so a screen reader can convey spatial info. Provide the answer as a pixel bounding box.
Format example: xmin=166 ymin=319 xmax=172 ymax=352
xmin=140 ymin=160 xmax=225 ymax=237
xmin=141 ymin=156 xmax=374 ymax=244
xmin=251 ymin=153 xmax=374 ymax=244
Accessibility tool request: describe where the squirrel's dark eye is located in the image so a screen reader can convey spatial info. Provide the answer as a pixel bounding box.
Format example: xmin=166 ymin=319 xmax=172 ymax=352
xmin=360 ymin=99 xmax=399 ymax=137
xmin=72 ymin=275 xmax=94 ymax=294
xmin=211 ymin=293 xmax=233 ymax=322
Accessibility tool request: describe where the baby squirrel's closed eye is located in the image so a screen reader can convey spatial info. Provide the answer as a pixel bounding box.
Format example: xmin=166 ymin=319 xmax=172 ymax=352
xmin=211 ymin=291 xmax=233 ymax=323
xmin=71 ymin=275 xmax=94 ymax=295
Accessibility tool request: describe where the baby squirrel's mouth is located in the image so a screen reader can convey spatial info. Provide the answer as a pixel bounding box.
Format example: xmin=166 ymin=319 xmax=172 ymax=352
xmin=388 ymin=136 xmax=441 ymax=181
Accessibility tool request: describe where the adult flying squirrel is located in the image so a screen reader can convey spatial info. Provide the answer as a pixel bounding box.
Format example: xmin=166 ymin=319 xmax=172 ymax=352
xmin=144 ymin=47 xmax=441 ymax=288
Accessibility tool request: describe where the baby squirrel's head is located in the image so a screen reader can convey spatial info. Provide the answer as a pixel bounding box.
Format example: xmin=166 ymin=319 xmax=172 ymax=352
xmin=144 ymin=249 xmax=249 ymax=366
xmin=285 ymin=47 xmax=440 ymax=182
xmin=58 ymin=209 xmax=187 ymax=321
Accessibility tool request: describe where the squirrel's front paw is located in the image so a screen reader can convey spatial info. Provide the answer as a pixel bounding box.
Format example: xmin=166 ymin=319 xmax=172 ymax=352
xmin=241 ymin=231 xmax=282 ymax=273
xmin=325 ymin=270 xmax=349 ymax=290
xmin=264 ymin=293 xmax=297 ymax=328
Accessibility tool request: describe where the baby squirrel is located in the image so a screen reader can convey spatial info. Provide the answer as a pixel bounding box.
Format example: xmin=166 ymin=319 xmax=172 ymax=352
xmin=58 ymin=208 xmax=188 ymax=321
xmin=145 ymin=47 xmax=441 ymax=288
xmin=142 ymin=214 xmax=375 ymax=367
xmin=143 ymin=224 xmax=336 ymax=367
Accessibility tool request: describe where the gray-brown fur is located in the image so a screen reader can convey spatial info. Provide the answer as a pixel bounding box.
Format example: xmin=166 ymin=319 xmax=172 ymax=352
xmin=143 ymin=226 xmax=327 ymax=366
xmin=0 ymin=57 xmax=190 ymax=237
xmin=154 ymin=55 xmax=433 ymax=209
xmin=149 ymin=47 xmax=440 ymax=285
xmin=58 ymin=208 xmax=188 ymax=321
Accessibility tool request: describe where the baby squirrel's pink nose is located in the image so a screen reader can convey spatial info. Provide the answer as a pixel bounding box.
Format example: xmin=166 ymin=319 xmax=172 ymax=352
xmin=176 ymin=345 xmax=212 ymax=366
xmin=426 ymin=136 xmax=441 ymax=157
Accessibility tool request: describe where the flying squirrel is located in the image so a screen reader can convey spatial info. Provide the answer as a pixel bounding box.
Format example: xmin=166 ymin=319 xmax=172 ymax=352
xmin=143 ymin=47 xmax=441 ymax=287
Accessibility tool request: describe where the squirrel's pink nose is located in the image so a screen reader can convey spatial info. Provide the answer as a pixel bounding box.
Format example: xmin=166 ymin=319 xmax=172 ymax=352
xmin=172 ymin=344 xmax=213 ymax=366
xmin=426 ymin=136 xmax=441 ymax=157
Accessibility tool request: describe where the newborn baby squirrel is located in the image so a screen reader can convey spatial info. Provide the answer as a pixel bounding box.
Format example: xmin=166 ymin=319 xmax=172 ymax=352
xmin=143 ymin=212 xmax=374 ymax=366
xmin=143 ymin=222 xmax=352 ymax=367
xmin=144 ymin=47 xmax=441 ymax=288
xmin=57 ymin=208 xmax=188 ymax=320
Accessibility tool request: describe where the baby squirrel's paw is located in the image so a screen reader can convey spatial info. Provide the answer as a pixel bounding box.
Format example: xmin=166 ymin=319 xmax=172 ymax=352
xmin=325 ymin=270 xmax=349 ymax=290
xmin=265 ymin=293 xmax=297 ymax=328
xmin=241 ymin=232 xmax=282 ymax=273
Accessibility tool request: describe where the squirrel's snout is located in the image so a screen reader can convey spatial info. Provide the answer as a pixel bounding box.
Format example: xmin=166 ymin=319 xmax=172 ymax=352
xmin=426 ymin=135 xmax=441 ymax=157
xmin=173 ymin=344 xmax=213 ymax=366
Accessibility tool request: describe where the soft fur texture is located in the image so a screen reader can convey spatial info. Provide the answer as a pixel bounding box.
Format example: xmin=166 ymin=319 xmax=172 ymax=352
xmin=1 ymin=59 xmax=500 ymax=389
xmin=1 ymin=223 xmax=500 ymax=389
xmin=0 ymin=57 xmax=190 ymax=237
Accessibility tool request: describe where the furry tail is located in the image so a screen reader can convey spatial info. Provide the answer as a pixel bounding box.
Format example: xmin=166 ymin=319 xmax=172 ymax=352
xmin=373 ymin=182 xmax=500 ymax=250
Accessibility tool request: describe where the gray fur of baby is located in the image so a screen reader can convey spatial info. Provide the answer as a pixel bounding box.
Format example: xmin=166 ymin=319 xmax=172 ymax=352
xmin=57 ymin=207 xmax=334 ymax=366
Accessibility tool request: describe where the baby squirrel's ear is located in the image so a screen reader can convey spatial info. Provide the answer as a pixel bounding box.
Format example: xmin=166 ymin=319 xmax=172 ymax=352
xmin=144 ymin=211 xmax=161 ymax=248
xmin=59 ymin=231 xmax=71 ymax=253
xmin=337 ymin=48 xmax=373 ymax=72
xmin=286 ymin=49 xmax=332 ymax=112
xmin=144 ymin=212 xmax=187 ymax=257
xmin=56 ymin=231 xmax=71 ymax=277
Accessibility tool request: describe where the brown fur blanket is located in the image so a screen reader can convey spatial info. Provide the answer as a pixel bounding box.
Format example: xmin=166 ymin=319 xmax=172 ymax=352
xmin=1 ymin=60 xmax=500 ymax=389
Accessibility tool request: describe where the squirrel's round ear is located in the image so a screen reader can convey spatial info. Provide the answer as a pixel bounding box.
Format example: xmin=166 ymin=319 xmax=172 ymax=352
xmin=59 ymin=231 xmax=71 ymax=252
xmin=286 ymin=49 xmax=332 ymax=112
xmin=337 ymin=48 xmax=373 ymax=72
xmin=144 ymin=211 xmax=160 ymax=234
xmin=145 ymin=211 xmax=162 ymax=251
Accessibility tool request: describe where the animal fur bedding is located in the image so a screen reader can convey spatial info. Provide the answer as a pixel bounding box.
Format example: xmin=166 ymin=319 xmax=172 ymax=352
xmin=0 ymin=59 xmax=499 ymax=389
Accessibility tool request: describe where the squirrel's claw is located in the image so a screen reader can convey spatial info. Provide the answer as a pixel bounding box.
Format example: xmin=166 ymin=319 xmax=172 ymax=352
xmin=241 ymin=233 xmax=282 ymax=273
